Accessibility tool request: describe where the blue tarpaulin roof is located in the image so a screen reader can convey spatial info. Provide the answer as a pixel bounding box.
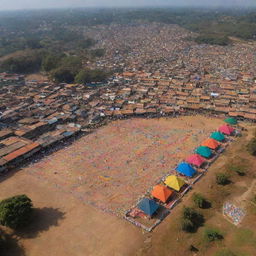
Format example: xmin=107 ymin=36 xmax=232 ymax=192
xmin=176 ymin=162 xmax=196 ymax=177
xmin=138 ymin=198 xmax=159 ymax=216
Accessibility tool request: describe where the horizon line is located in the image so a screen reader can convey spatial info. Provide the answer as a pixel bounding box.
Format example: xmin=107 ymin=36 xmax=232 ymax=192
xmin=1 ymin=5 xmax=256 ymax=13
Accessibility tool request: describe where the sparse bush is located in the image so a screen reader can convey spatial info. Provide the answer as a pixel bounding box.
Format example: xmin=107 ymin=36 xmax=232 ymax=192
xmin=252 ymin=195 xmax=256 ymax=204
xmin=247 ymin=137 xmax=256 ymax=156
xmin=229 ymin=165 xmax=246 ymax=176
xmin=189 ymin=245 xmax=198 ymax=252
xmin=193 ymin=193 xmax=210 ymax=208
xmin=204 ymin=228 xmax=223 ymax=242
xmin=216 ymin=173 xmax=230 ymax=185
xmin=0 ymin=195 xmax=33 ymax=229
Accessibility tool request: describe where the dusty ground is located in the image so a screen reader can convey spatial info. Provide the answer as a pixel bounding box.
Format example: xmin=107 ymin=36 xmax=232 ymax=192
xmin=19 ymin=116 xmax=222 ymax=216
xmin=0 ymin=169 xmax=143 ymax=256
xmin=25 ymin=73 xmax=48 ymax=82
xmin=0 ymin=115 xmax=244 ymax=256
xmin=137 ymin=122 xmax=256 ymax=256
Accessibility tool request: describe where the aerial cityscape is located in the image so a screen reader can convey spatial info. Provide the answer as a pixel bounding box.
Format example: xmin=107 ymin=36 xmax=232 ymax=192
xmin=0 ymin=1 xmax=256 ymax=256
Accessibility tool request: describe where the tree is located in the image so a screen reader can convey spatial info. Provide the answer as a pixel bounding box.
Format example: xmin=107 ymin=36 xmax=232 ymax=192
xmin=181 ymin=207 xmax=204 ymax=233
xmin=41 ymin=55 xmax=62 ymax=72
xmin=0 ymin=195 xmax=33 ymax=229
xmin=0 ymin=50 xmax=43 ymax=74
xmin=90 ymin=48 xmax=105 ymax=58
xmin=75 ymin=69 xmax=109 ymax=84
xmin=195 ymin=34 xmax=231 ymax=46
xmin=216 ymin=173 xmax=230 ymax=185
xmin=25 ymin=38 xmax=42 ymax=49
xmin=59 ymin=56 xmax=82 ymax=71
xmin=51 ymin=67 xmax=75 ymax=83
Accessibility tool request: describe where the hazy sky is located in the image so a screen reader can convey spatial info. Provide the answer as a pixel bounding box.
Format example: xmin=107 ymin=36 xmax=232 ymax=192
xmin=0 ymin=0 xmax=256 ymax=11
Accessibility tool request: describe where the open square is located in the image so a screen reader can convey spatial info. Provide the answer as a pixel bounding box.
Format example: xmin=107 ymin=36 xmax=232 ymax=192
xmin=24 ymin=116 xmax=223 ymax=216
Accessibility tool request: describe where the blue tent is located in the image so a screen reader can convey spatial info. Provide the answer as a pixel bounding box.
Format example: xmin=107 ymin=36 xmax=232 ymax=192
xmin=138 ymin=198 xmax=159 ymax=216
xmin=176 ymin=162 xmax=196 ymax=177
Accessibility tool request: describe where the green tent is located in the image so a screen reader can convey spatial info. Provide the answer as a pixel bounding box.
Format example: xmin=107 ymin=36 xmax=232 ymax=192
xmin=224 ymin=117 xmax=237 ymax=125
xmin=210 ymin=131 xmax=225 ymax=142
xmin=195 ymin=146 xmax=212 ymax=158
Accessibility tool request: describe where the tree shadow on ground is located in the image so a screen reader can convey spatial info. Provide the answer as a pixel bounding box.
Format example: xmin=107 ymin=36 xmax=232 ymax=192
xmin=1 ymin=231 xmax=25 ymax=256
xmin=14 ymin=207 xmax=65 ymax=239
xmin=202 ymin=200 xmax=212 ymax=209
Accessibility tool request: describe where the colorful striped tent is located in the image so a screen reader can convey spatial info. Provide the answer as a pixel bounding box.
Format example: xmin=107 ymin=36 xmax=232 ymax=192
xmin=164 ymin=175 xmax=185 ymax=191
xmin=137 ymin=198 xmax=159 ymax=216
xmin=151 ymin=184 xmax=173 ymax=203
xmin=201 ymin=138 xmax=220 ymax=150
xmin=219 ymin=124 xmax=235 ymax=135
xmin=186 ymin=154 xmax=205 ymax=167
xmin=195 ymin=146 xmax=212 ymax=158
xmin=176 ymin=162 xmax=196 ymax=177
xmin=210 ymin=131 xmax=225 ymax=142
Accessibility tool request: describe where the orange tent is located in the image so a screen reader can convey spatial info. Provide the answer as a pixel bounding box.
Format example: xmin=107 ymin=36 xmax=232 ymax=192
xmin=151 ymin=184 xmax=173 ymax=203
xmin=201 ymin=138 xmax=220 ymax=150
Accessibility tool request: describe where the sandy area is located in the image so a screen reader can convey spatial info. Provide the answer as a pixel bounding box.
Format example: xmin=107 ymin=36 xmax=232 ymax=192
xmin=0 ymin=171 xmax=143 ymax=256
xmin=0 ymin=115 xmax=223 ymax=256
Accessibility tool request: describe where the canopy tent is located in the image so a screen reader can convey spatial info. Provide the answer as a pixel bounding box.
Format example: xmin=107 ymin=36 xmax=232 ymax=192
xmin=201 ymin=138 xmax=220 ymax=150
xmin=176 ymin=162 xmax=196 ymax=177
xmin=224 ymin=117 xmax=237 ymax=125
xmin=186 ymin=154 xmax=205 ymax=167
xmin=164 ymin=175 xmax=185 ymax=191
xmin=219 ymin=124 xmax=235 ymax=135
xmin=195 ymin=146 xmax=212 ymax=158
xmin=151 ymin=184 xmax=173 ymax=203
xmin=210 ymin=131 xmax=225 ymax=142
xmin=137 ymin=198 xmax=159 ymax=216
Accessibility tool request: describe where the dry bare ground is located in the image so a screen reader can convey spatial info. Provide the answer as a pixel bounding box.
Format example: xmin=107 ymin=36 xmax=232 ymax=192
xmin=0 ymin=116 xmax=254 ymax=256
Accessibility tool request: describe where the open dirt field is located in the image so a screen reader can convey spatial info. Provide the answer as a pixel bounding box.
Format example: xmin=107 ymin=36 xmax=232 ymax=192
xmin=22 ymin=116 xmax=222 ymax=216
xmin=0 ymin=116 xmax=224 ymax=256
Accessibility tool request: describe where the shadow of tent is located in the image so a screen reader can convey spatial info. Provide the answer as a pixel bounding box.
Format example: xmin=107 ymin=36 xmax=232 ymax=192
xmin=14 ymin=207 xmax=65 ymax=239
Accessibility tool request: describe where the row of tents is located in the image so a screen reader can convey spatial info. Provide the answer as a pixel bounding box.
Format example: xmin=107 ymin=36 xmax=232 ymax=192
xmin=136 ymin=120 xmax=237 ymax=217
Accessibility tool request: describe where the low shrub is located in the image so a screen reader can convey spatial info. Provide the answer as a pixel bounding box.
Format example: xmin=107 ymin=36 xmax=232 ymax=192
xmin=181 ymin=219 xmax=195 ymax=232
xmin=204 ymin=228 xmax=223 ymax=242
xmin=252 ymin=195 xmax=256 ymax=204
xmin=216 ymin=173 xmax=230 ymax=185
xmin=228 ymin=164 xmax=246 ymax=176
xmin=247 ymin=137 xmax=256 ymax=156
xmin=193 ymin=193 xmax=211 ymax=209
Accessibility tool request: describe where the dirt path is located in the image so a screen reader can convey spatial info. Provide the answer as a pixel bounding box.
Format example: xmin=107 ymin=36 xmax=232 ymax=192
xmin=237 ymin=179 xmax=256 ymax=204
